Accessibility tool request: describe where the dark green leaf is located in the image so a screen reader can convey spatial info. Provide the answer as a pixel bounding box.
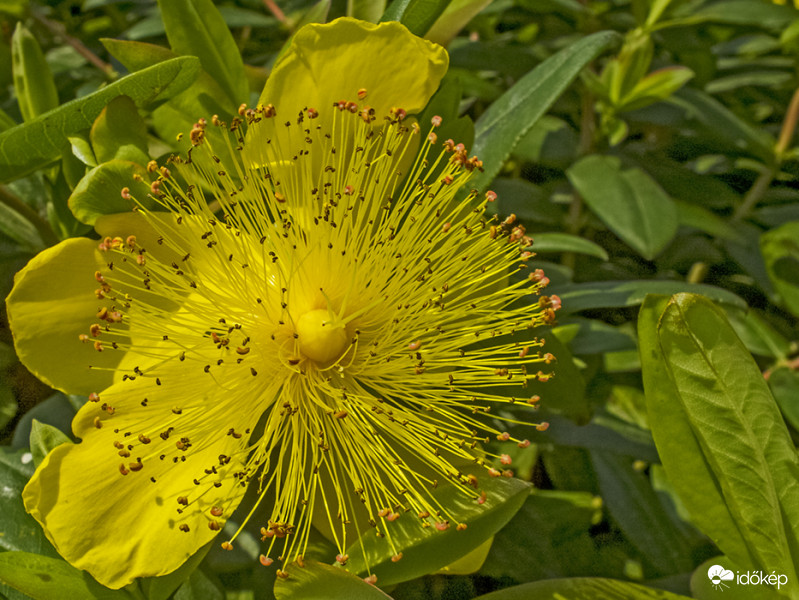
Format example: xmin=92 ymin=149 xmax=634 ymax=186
xmin=0 ymin=56 xmax=200 ymax=183
xmin=760 ymin=221 xmax=799 ymax=318
xmin=29 ymin=419 xmax=70 ymax=468
xmin=480 ymin=490 xmax=605 ymax=581
xmin=525 ymin=327 xmax=589 ymax=424
xmin=674 ymin=200 xmax=739 ymax=241
xmin=0 ymin=447 xmax=59 ymax=557
xmin=470 ymin=30 xmax=622 ymax=191
xmin=173 ymin=568 xmax=224 ymax=600
xmin=344 ymin=476 xmax=530 ymax=587
xmin=530 ymin=412 xmax=658 ymax=462
xmin=566 ymin=155 xmax=677 ymax=260
xmin=768 ymin=367 xmax=799 ymax=433
xmin=531 ymin=232 xmax=608 ymax=260
xmin=552 ymin=280 xmax=746 ymax=313
xmin=0 ymin=377 xmax=15 ymax=430
xmin=0 ymin=552 xmax=131 ymax=600
xmin=669 ymin=87 xmax=775 ymax=164
xmin=380 ymin=0 xmax=451 ymax=36
xmin=473 ymin=577 xmax=692 ymax=600
xmin=555 ymin=319 xmax=637 ymax=355
xmin=158 ymin=0 xmax=248 ymax=106
xmin=138 ymin=544 xmax=212 ymax=600
xmin=671 ymin=0 xmax=796 ymax=29
xmin=274 ymin=561 xmax=393 ymax=600
xmin=591 ymin=451 xmax=695 ymax=574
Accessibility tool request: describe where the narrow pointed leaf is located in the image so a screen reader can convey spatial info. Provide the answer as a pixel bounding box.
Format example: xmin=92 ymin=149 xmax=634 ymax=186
xmin=470 ymin=30 xmax=621 ymax=191
xmin=158 ymin=0 xmax=248 ymax=106
xmin=380 ymin=0 xmax=451 ymax=36
xmin=11 ymin=22 xmax=59 ymax=122
xmin=0 ymin=56 xmax=200 ymax=183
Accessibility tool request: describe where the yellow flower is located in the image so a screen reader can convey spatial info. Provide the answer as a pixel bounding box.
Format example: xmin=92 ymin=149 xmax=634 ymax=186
xmin=7 ymin=18 xmax=558 ymax=589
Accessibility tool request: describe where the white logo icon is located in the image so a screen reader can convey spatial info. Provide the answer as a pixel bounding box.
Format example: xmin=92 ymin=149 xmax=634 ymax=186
xmin=708 ymin=564 xmax=735 ymax=591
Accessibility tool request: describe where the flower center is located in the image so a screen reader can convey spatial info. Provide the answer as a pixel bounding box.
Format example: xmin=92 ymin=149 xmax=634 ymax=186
xmin=295 ymin=309 xmax=348 ymax=364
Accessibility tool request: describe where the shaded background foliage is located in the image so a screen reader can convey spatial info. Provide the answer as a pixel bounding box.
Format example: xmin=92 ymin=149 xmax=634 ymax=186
xmin=0 ymin=0 xmax=799 ymax=599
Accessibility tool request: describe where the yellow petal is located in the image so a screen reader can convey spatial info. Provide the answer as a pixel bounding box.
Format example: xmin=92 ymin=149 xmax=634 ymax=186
xmin=6 ymin=238 xmax=127 ymax=395
xmin=23 ymin=364 xmax=256 ymax=589
xmin=258 ymin=17 xmax=448 ymax=120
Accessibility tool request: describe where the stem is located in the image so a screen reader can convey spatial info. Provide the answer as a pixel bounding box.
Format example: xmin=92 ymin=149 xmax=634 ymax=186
xmin=563 ymin=89 xmax=596 ymax=271
xmin=31 ymin=9 xmax=114 ymax=77
xmin=0 ymin=185 xmax=60 ymax=247
xmin=263 ymin=0 xmax=287 ymax=22
xmin=732 ymin=165 xmax=775 ymax=222
xmin=777 ymin=85 xmax=799 ymax=157
xmin=734 ymin=84 xmax=799 ymax=221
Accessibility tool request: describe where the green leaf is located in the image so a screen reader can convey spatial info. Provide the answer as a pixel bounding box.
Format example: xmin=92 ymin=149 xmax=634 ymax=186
xmin=90 ymin=95 xmax=149 ymax=165
xmin=669 ymin=87 xmax=775 ymax=164
xmin=480 ymin=490 xmax=604 ymax=581
xmin=591 ymin=451 xmax=695 ymax=574
xmin=674 ymin=199 xmax=739 ymax=241
xmin=158 ymin=0 xmax=248 ymax=106
xmin=566 ymin=155 xmax=677 ymax=260
xmin=769 ymin=367 xmax=799 ymax=433
xmin=425 ymin=0 xmax=493 ymax=46
xmin=344 ymin=476 xmax=530 ymax=587
xmin=138 ymin=543 xmax=212 ymax=600
xmin=470 ymin=30 xmax=622 ymax=191
xmin=531 ymin=232 xmax=608 ymax=261
xmin=380 ymin=0 xmax=451 ymax=36
xmin=29 ymin=419 xmax=70 ymax=468
xmin=0 ymin=199 xmax=46 ymax=252
xmin=68 ymin=160 xmax=153 ymax=225
xmin=670 ymin=0 xmax=796 ymax=29
xmin=761 ymin=221 xmax=799 ymax=318
xmin=725 ymin=308 xmax=790 ymax=359
xmin=533 ymin=412 xmax=658 ymax=462
xmin=656 ymin=294 xmax=799 ymax=583
xmin=553 ymin=280 xmax=746 ymax=313
xmin=0 ymin=552 xmax=131 ymax=600
xmin=618 ymin=66 xmax=694 ymax=112
xmin=11 ymin=22 xmax=59 ymax=122
xmin=0 ymin=447 xmax=58 ymax=557
xmin=274 ymin=561 xmax=393 ymax=600
xmin=525 ymin=327 xmax=589 ymax=424
xmin=348 ymin=0 xmax=386 ymax=22
xmin=0 ymin=377 xmax=15 ymax=430
xmin=639 ymin=295 xmax=755 ymax=571
xmin=555 ymin=318 xmax=636 ymax=355
xmin=101 ymin=38 xmax=237 ymax=150
xmin=472 ymin=577 xmax=693 ymax=600
xmin=0 ymin=56 xmax=200 ymax=183
xmin=173 ymin=568 xmax=224 ymax=600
